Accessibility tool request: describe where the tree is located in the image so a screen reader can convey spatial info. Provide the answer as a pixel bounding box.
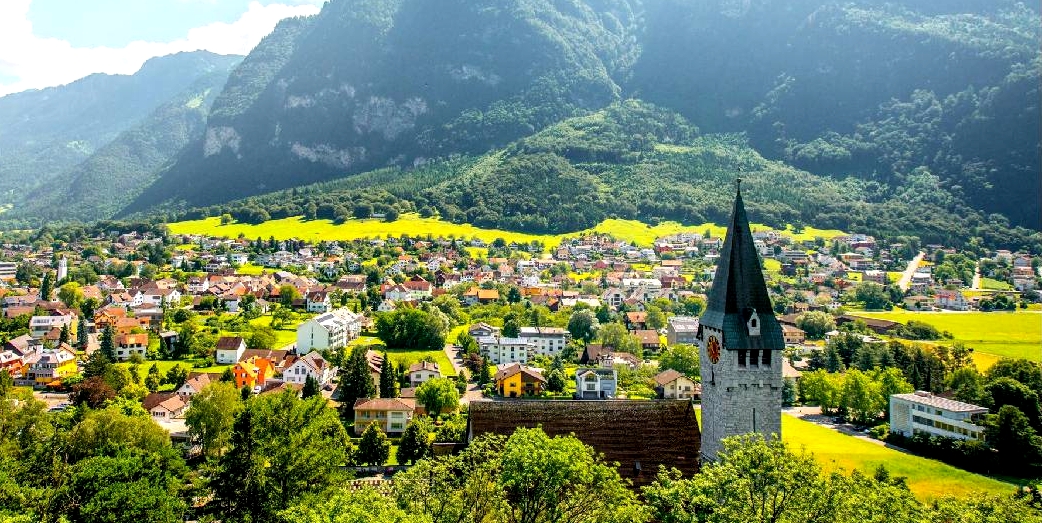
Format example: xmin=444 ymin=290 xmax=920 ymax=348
xmin=58 ymin=323 xmax=70 ymax=348
xmin=456 ymin=331 xmax=479 ymax=355
xmin=567 ymin=309 xmax=599 ymax=343
xmin=185 ymin=382 xmax=243 ymax=458
xmin=659 ymin=344 xmax=700 ymax=378
xmin=854 ymin=282 xmax=891 ymax=310
xmin=396 ymin=417 xmax=434 ymax=465
xmin=248 ymin=325 xmax=277 ymax=350
xmin=339 ymin=346 xmax=377 ymax=411
xmin=164 ymin=364 xmax=189 ymax=389
xmin=598 ymin=323 xmax=643 ymax=359
xmin=70 ymin=376 xmax=116 ymax=409
xmin=279 ymin=284 xmax=302 ymax=307
xmin=212 ymin=406 xmax=265 ymax=521
xmin=645 ymin=305 xmax=666 ymax=330
xmin=986 ymin=405 xmax=1042 ymax=473
xmin=374 ymin=309 xmax=446 ymax=351
xmin=301 ymin=375 xmax=321 ymax=399
xmin=987 ymin=358 xmax=1042 ymax=396
xmin=796 ymin=311 xmax=835 ymax=340
xmin=39 ymin=272 xmax=53 ymax=300
xmin=145 ymin=363 xmax=162 ymax=392
xmin=499 ymin=428 xmax=648 ymax=523
xmin=477 ymin=358 xmax=492 ymax=386
xmin=502 ymin=316 xmax=521 ymax=338
xmin=83 ymin=348 xmax=112 ymax=379
xmin=76 ymin=316 xmax=88 ymax=349
xmin=546 ymin=368 xmax=566 ymax=393
xmin=379 ymin=352 xmax=397 ymax=398
xmin=948 ymin=366 xmax=985 ymax=404
xmin=99 ymin=325 xmax=116 ymax=360
xmin=0 ymin=369 xmax=12 ymax=398
xmin=416 ymin=377 xmax=460 ymax=417
xmin=986 ymin=377 xmax=1041 ymax=429
xmin=356 ymin=423 xmax=391 ymax=466
xmin=841 ymin=369 xmax=879 ymax=425
xmin=57 ymin=453 xmax=187 ymax=523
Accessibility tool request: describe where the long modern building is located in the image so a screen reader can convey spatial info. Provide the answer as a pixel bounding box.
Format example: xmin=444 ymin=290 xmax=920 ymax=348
xmin=889 ymin=391 xmax=988 ymax=441
xmin=477 ymin=335 xmax=535 ymax=365
xmin=518 ymin=326 xmax=569 ymax=358
xmin=296 ymin=308 xmax=363 ymax=353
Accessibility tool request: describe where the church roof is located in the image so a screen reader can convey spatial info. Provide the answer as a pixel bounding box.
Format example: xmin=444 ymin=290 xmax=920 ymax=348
xmin=700 ymin=182 xmax=785 ymax=351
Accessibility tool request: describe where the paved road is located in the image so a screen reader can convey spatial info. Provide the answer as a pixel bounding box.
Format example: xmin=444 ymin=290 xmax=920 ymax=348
xmin=897 ymin=251 xmax=925 ymax=292
xmin=971 ymin=262 xmax=982 ymax=290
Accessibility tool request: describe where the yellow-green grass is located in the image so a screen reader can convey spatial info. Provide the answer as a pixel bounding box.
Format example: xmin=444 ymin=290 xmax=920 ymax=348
xmin=694 ymin=410 xmax=1015 ymax=500
xmin=782 ymin=416 xmax=1015 ymax=499
xmin=168 ymin=214 xmax=848 ymax=251
xmin=980 ymin=278 xmax=1012 ymax=291
xmin=236 ymin=263 xmax=267 ymax=276
xmin=858 ymin=311 xmax=1041 ymax=364
xmin=348 ymin=336 xmax=456 ymax=376
xmin=780 ymin=224 xmax=848 ymax=243
xmin=763 ymin=258 xmax=782 ymax=273
xmin=846 ymin=272 xmax=863 ymax=282
xmin=120 ymin=359 xmax=231 ymax=376
xmin=887 ymin=271 xmax=905 ymax=283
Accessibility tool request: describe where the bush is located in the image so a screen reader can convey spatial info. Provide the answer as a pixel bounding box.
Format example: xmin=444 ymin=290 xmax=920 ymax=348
xmin=868 ymin=423 xmax=889 ymax=441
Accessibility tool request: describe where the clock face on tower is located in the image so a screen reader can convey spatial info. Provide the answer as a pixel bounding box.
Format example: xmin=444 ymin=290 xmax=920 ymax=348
xmin=707 ymin=335 xmax=721 ymax=364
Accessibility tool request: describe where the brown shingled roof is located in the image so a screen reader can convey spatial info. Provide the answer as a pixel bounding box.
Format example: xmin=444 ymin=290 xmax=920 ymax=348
xmin=468 ymin=400 xmax=700 ymax=487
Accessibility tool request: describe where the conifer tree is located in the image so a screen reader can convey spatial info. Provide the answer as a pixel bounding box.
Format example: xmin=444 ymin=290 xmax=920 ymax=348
xmin=76 ymin=317 xmax=88 ymax=349
xmin=40 ymin=272 xmax=52 ymax=300
xmin=213 ymin=408 xmax=264 ymax=520
xmin=302 ymin=375 xmax=321 ymax=399
xmin=356 ymin=423 xmax=390 ymax=466
xmin=99 ymin=325 xmax=116 ymax=360
xmin=84 ymin=349 xmax=112 ymax=379
xmin=379 ymin=352 xmax=397 ymax=398
xmin=145 ymin=363 xmax=161 ymax=392
xmin=58 ymin=323 xmax=70 ymax=348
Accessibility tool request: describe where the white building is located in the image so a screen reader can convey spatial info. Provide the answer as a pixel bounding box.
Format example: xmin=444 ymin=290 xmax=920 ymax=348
xmin=518 ymin=327 xmax=569 ymax=358
xmin=296 ymin=308 xmax=362 ymax=353
xmin=29 ymin=314 xmax=75 ymax=339
xmin=889 ymin=391 xmax=988 ymax=442
xmin=477 ymin=336 xmax=535 ymax=365
xmin=283 ymin=351 xmax=336 ymax=387
xmin=215 ymin=336 xmax=246 ymax=365
xmin=408 ymin=361 xmax=441 ymax=387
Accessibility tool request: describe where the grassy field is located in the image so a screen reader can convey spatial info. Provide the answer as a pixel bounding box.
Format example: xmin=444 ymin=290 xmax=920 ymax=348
xmin=857 ymin=310 xmax=1041 ymax=365
xmin=692 ymin=411 xmax=1013 ymax=499
xmin=980 ymin=278 xmax=1012 ymax=291
xmin=781 ymin=416 xmax=1015 ymax=499
xmin=119 ymin=359 xmax=231 ymax=378
xmin=348 ymin=336 xmax=456 ymax=376
xmin=168 ymin=214 xmax=847 ymax=250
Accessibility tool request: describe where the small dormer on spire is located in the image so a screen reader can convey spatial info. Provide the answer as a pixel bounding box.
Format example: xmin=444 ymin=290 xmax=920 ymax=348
xmin=746 ymin=308 xmax=761 ymax=337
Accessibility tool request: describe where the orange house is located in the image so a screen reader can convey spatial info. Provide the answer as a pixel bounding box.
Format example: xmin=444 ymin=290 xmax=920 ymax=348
xmin=233 ymin=357 xmax=275 ymax=390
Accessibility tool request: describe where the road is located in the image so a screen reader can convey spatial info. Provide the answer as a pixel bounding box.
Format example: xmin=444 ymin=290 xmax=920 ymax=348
xmin=896 ymin=251 xmax=925 ymax=292
xmin=971 ymin=262 xmax=981 ymax=290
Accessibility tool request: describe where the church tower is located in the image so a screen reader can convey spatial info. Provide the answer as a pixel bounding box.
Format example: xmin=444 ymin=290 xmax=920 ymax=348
xmin=698 ymin=180 xmax=784 ymax=461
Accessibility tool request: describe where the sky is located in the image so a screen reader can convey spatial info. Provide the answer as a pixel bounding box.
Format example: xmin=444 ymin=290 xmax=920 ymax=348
xmin=0 ymin=0 xmax=327 ymax=96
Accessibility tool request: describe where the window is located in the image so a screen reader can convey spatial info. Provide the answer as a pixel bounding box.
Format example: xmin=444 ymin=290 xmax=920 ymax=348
xmin=761 ymin=350 xmax=771 ymax=366
xmin=749 ymin=350 xmax=759 ymax=367
xmin=738 ymin=350 xmax=746 ymax=367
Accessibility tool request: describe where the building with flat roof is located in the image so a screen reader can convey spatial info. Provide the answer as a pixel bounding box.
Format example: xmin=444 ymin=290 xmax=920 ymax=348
xmin=889 ymin=391 xmax=988 ymax=442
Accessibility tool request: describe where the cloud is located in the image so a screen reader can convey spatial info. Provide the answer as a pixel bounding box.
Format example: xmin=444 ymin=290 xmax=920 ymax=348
xmin=0 ymin=0 xmax=322 ymax=96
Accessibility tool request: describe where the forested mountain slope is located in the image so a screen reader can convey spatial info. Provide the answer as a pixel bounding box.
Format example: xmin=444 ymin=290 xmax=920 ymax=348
xmin=0 ymin=51 xmax=242 ymax=202
xmin=168 ymin=101 xmax=1042 ymax=252
xmin=128 ymin=0 xmax=1039 ymax=233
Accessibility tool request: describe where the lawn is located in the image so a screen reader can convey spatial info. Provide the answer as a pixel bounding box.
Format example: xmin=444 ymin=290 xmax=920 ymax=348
xmin=119 ymin=358 xmax=231 ymax=377
xmin=780 ymin=416 xmax=1015 ymax=500
xmin=857 ymin=310 xmax=1041 ymax=365
xmin=694 ymin=410 xmax=1016 ymax=500
xmin=348 ymin=336 xmax=456 ymax=376
xmin=236 ymin=263 xmax=268 ymax=276
xmin=168 ymin=214 xmax=847 ymax=250
xmin=980 ymin=278 xmax=1012 ymax=291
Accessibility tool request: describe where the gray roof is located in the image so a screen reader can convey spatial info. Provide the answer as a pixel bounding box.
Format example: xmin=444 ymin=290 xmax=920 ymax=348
xmin=700 ymin=184 xmax=784 ymax=351
xmin=892 ymin=392 xmax=988 ymax=413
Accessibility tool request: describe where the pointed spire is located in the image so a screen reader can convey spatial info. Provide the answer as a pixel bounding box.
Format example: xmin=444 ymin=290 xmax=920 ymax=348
xmin=700 ymin=182 xmax=784 ymax=350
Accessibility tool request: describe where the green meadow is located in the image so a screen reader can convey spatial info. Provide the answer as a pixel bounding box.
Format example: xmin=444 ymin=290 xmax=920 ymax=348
xmin=857 ymin=310 xmax=1042 ymax=365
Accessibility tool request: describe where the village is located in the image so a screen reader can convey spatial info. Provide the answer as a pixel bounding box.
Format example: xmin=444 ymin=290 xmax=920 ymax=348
xmin=0 ymin=219 xmax=1039 ymax=475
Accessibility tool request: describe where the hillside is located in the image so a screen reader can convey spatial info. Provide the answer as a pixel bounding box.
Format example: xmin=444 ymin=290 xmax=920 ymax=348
xmin=0 ymin=51 xmax=242 ymax=203
xmin=122 ymin=0 xmax=1040 ymax=234
xmin=164 ymin=101 xmax=1042 ymax=252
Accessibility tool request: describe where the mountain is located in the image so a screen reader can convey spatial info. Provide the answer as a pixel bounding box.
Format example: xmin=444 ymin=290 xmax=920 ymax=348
xmin=15 ymin=69 xmax=236 ymax=222
xmin=127 ymin=0 xmax=1040 ymax=234
xmin=176 ymin=101 xmax=1042 ymax=252
xmin=0 ymin=51 xmax=242 ymax=205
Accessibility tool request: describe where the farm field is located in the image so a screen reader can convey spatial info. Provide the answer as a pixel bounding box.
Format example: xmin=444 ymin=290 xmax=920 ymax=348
xmin=857 ymin=310 xmax=1042 ymax=364
xmin=168 ymin=214 xmax=847 ymax=250
xmin=781 ymin=415 xmax=1016 ymax=499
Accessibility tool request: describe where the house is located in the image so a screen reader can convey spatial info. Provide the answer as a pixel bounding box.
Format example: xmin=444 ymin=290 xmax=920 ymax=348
xmin=306 ymin=291 xmax=332 ymax=313
xmin=463 ymin=287 xmax=499 ymax=305
xmin=517 ymin=327 xmax=569 ymax=358
xmin=29 ymin=312 xmax=76 ymax=340
xmin=624 ymin=311 xmax=647 ymax=331
xmin=653 ymin=369 xmax=699 ymax=400
xmin=468 ymin=400 xmax=700 ymax=488
xmin=468 ymin=322 xmax=499 ymax=337
xmin=353 ymin=398 xmax=415 ymax=435
xmin=0 ymin=351 xmax=24 ymax=378
xmin=233 ymin=357 xmax=276 ymax=390
xmin=780 ymin=324 xmax=806 ymax=345
xmin=282 ymin=351 xmax=336 ymax=388
xmin=574 ymin=367 xmax=617 ymax=399
xmin=143 ymin=392 xmax=188 ymax=420
xmin=478 ymin=336 xmax=535 ymax=365
xmin=495 ymin=363 xmax=546 ymax=398
xmin=835 ymin=314 xmax=901 ymax=335
xmin=633 ymin=330 xmax=662 ymax=353
xmin=579 ymin=344 xmax=641 ymax=369
xmin=935 ymin=290 xmax=970 ymax=311
xmin=409 ymin=361 xmax=441 ymax=387
xmin=176 ymin=373 xmax=213 ymax=398
xmin=26 ymin=347 xmax=78 ymax=387
xmin=889 ymin=391 xmax=988 ymax=442
xmin=114 ymin=333 xmax=149 ymax=361
xmin=215 ymin=336 xmax=246 ymax=364
xmin=666 ymin=316 xmax=700 ymax=345
xmin=296 ymin=308 xmax=362 ymax=352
